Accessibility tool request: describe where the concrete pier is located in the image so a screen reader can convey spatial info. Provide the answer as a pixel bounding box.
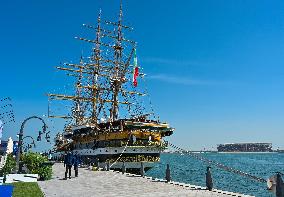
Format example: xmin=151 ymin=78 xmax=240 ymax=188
xmin=38 ymin=163 xmax=253 ymax=197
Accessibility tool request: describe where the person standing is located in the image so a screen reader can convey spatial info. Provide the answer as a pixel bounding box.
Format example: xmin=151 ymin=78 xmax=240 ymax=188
xmin=64 ymin=151 xmax=73 ymax=179
xmin=73 ymin=153 xmax=81 ymax=177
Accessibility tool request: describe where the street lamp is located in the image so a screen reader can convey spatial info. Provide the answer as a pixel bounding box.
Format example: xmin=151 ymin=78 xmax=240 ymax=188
xmin=22 ymin=136 xmax=36 ymax=153
xmin=15 ymin=116 xmax=48 ymax=173
xmin=37 ymin=134 xmax=41 ymax=141
xmin=23 ymin=136 xmax=36 ymax=148
xmin=45 ymin=131 xmax=51 ymax=143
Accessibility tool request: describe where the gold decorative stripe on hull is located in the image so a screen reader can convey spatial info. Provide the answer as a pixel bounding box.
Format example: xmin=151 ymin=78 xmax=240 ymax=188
xmin=73 ymin=131 xmax=161 ymax=143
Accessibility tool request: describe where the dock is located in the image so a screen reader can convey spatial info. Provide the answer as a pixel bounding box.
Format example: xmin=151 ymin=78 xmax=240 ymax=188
xmin=38 ymin=163 xmax=253 ymax=197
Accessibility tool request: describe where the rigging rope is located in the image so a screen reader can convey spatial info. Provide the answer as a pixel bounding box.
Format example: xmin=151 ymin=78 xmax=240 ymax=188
xmin=166 ymin=141 xmax=267 ymax=183
xmin=141 ymin=73 xmax=157 ymax=121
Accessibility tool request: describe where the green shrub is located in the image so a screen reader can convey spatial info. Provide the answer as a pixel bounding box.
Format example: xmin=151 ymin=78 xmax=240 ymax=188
xmin=0 ymin=154 xmax=16 ymax=176
xmin=22 ymin=152 xmax=52 ymax=180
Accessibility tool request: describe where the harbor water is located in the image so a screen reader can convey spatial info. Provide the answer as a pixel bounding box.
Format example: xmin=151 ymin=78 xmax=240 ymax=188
xmin=146 ymin=153 xmax=284 ymax=197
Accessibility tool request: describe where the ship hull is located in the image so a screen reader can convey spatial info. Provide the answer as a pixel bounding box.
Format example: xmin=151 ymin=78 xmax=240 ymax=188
xmin=52 ymin=146 xmax=161 ymax=172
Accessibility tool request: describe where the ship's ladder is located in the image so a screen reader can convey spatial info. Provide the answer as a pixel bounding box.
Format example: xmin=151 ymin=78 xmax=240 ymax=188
xmin=166 ymin=141 xmax=267 ymax=183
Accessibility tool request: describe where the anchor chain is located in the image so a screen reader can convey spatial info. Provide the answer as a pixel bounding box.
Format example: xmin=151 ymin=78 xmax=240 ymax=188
xmin=166 ymin=141 xmax=267 ymax=183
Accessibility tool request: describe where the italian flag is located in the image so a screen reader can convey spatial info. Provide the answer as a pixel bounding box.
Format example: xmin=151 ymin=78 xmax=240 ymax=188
xmin=133 ymin=49 xmax=139 ymax=87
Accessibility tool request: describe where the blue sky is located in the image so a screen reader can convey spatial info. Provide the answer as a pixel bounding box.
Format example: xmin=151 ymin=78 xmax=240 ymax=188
xmin=1 ymin=0 xmax=284 ymax=150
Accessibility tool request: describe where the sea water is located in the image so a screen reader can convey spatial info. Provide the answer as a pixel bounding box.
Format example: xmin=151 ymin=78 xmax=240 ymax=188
xmin=146 ymin=153 xmax=284 ymax=197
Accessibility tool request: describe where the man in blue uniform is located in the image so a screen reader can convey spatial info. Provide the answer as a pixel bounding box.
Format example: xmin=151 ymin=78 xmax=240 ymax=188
xmin=64 ymin=151 xmax=73 ymax=179
xmin=73 ymin=153 xmax=81 ymax=177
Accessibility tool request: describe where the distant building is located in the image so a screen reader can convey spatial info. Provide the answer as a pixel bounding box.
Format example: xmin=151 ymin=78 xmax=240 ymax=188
xmin=0 ymin=137 xmax=13 ymax=155
xmin=217 ymin=143 xmax=272 ymax=152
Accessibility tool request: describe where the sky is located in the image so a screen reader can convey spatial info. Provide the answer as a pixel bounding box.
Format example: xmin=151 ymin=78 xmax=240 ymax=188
xmin=1 ymin=0 xmax=284 ymax=151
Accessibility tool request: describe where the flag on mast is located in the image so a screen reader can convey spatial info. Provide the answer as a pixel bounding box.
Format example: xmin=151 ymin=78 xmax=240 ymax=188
xmin=133 ymin=48 xmax=139 ymax=87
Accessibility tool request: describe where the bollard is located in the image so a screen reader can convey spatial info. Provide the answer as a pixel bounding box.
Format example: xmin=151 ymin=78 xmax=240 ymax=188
xmin=165 ymin=164 xmax=171 ymax=183
xmin=106 ymin=161 xmax=110 ymax=171
xmin=206 ymin=166 xmax=213 ymax=191
xmin=3 ymin=173 xmax=6 ymax=183
xmin=140 ymin=162 xmax=145 ymax=177
xmin=122 ymin=162 xmax=126 ymax=174
xmin=95 ymin=158 xmax=99 ymax=167
xmin=276 ymin=172 xmax=284 ymax=197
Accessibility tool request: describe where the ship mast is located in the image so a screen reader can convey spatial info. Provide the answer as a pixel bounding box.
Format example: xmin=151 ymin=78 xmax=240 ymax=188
xmin=109 ymin=0 xmax=124 ymax=122
xmin=90 ymin=9 xmax=102 ymax=124
xmin=48 ymin=2 xmax=148 ymax=126
xmin=73 ymin=56 xmax=84 ymax=125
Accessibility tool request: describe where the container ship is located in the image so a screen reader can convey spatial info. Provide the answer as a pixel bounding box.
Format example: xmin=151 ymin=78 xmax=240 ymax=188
xmin=48 ymin=2 xmax=174 ymax=172
xmin=217 ymin=143 xmax=272 ymax=152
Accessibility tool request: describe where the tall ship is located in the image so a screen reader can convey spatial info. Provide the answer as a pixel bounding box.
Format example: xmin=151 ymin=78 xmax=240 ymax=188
xmin=48 ymin=2 xmax=174 ymax=172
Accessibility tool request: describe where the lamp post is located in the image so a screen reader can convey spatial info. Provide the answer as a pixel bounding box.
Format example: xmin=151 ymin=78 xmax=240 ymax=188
xmin=23 ymin=136 xmax=36 ymax=147
xmin=15 ymin=116 xmax=48 ymax=173
xmin=22 ymin=136 xmax=36 ymax=152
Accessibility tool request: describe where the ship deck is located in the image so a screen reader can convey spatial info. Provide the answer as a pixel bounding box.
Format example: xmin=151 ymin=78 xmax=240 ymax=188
xmin=38 ymin=163 xmax=254 ymax=197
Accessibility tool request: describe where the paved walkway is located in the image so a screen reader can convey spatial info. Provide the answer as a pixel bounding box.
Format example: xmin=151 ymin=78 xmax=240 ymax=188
xmin=38 ymin=163 xmax=253 ymax=197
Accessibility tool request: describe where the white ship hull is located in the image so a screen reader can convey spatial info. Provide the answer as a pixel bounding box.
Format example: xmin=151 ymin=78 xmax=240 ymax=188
xmin=52 ymin=146 xmax=162 ymax=171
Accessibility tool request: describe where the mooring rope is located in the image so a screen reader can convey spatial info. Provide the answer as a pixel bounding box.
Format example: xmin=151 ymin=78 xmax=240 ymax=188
xmin=109 ymin=131 xmax=132 ymax=168
xmin=166 ymin=141 xmax=267 ymax=183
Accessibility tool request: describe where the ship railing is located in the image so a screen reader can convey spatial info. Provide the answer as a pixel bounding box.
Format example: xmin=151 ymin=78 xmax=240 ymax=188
xmin=121 ymin=140 xmax=165 ymax=147
xmin=96 ymin=140 xmax=166 ymax=148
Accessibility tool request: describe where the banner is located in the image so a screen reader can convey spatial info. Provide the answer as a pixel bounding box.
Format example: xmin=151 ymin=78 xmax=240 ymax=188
xmin=13 ymin=141 xmax=18 ymax=156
